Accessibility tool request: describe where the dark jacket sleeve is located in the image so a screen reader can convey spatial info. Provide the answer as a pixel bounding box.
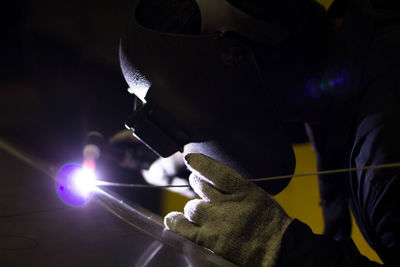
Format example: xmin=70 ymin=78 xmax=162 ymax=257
xmin=347 ymin=10 xmax=400 ymax=262
xmin=277 ymin=219 xmax=380 ymax=267
xmin=277 ymin=30 xmax=400 ymax=266
xmin=348 ymin=71 xmax=400 ymax=266
xmin=276 ymin=109 xmax=400 ymax=267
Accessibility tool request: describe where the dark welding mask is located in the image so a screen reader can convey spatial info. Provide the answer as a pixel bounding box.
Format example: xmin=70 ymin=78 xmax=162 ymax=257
xmin=120 ymin=0 xmax=323 ymax=194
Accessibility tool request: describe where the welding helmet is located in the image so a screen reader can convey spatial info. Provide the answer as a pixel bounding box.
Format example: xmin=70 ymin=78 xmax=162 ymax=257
xmin=120 ymin=0 xmax=326 ymax=194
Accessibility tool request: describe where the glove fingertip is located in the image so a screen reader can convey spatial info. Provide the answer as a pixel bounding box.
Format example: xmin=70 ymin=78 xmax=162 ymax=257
xmin=185 ymin=153 xmax=215 ymax=176
xmin=185 ymin=152 xmax=208 ymax=164
xmin=164 ymin=212 xmax=199 ymax=241
xmin=184 ymin=153 xmax=195 ymax=167
xmin=164 ymin=211 xmax=183 ymax=230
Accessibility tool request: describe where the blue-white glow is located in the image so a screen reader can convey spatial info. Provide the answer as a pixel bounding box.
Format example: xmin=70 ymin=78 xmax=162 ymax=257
xmin=56 ymin=164 xmax=97 ymax=207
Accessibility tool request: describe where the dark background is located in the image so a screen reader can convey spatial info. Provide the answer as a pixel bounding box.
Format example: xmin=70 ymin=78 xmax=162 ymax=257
xmin=0 ymin=0 xmax=308 ymax=213
xmin=0 ymin=0 xmax=163 ymax=213
xmin=1 ymin=0 xmax=135 ymax=163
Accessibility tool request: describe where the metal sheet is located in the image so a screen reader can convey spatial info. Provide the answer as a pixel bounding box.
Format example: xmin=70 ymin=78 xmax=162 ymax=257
xmin=0 ymin=140 xmax=236 ymax=266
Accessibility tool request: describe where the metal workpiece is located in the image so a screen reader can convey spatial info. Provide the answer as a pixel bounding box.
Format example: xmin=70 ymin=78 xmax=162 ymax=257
xmin=0 ymin=139 xmax=236 ymax=266
xmin=95 ymin=188 xmax=237 ymax=267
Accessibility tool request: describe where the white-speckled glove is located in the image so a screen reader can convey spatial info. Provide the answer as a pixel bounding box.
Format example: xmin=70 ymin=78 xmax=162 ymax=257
xmin=164 ymin=153 xmax=292 ymax=267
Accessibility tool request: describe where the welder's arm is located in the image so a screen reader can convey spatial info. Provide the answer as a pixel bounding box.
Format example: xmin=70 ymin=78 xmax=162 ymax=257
xmin=276 ymin=221 xmax=382 ymax=266
xmin=278 ymin=112 xmax=400 ymax=267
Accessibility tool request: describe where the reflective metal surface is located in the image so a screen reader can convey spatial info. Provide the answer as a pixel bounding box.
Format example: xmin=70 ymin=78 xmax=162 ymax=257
xmin=0 ymin=139 xmax=236 ymax=266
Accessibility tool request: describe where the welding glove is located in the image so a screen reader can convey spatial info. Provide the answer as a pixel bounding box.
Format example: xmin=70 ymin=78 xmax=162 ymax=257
xmin=142 ymin=152 xmax=195 ymax=198
xmin=164 ymin=153 xmax=292 ymax=267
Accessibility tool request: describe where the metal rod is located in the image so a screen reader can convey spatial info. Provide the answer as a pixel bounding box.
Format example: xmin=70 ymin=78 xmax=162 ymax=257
xmin=2 ymin=137 xmax=399 ymax=189
xmin=96 ymin=181 xmax=189 ymax=189
xmin=95 ymin=161 xmax=400 ymax=189
xmin=248 ymin=162 xmax=400 ymax=182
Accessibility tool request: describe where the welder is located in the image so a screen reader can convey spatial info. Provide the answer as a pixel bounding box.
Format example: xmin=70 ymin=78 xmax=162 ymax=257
xmin=120 ymin=0 xmax=400 ymax=265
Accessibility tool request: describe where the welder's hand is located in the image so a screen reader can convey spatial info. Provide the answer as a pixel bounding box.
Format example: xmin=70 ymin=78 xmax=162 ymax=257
xmin=164 ymin=153 xmax=292 ymax=267
xmin=142 ymin=152 xmax=195 ymax=198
